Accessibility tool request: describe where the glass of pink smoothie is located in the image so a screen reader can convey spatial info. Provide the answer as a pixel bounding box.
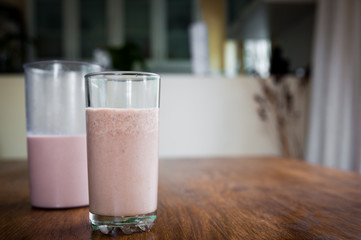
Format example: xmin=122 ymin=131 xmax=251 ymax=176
xmin=85 ymin=72 xmax=160 ymax=234
xmin=24 ymin=61 xmax=102 ymax=209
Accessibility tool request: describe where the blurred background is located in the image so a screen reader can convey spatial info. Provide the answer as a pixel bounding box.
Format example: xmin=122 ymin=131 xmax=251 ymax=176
xmin=0 ymin=0 xmax=314 ymax=74
xmin=0 ymin=0 xmax=360 ymax=173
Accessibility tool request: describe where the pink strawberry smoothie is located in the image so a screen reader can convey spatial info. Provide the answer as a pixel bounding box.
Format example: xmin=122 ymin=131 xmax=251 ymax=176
xmin=27 ymin=135 xmax=88 ymax=208
xmin=86 ymin=108 xmax=159 ymax=217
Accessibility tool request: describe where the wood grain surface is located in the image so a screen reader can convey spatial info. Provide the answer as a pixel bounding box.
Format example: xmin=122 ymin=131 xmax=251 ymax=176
xmin=0 ymin=157 xmax=361 ymax=240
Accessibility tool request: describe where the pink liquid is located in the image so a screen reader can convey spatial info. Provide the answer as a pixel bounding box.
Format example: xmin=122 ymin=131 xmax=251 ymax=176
xmin=27 ymin=135 xmax=88 ymax=208
xmin=86 ymin=108 xmax=159 ymax=216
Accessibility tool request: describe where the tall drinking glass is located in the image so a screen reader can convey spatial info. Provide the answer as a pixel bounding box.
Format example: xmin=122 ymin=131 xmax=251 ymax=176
xmin=24 ymin=60 xmax=102 ymax=208
xmin=85 ymin=72 xmax=160 ymax=234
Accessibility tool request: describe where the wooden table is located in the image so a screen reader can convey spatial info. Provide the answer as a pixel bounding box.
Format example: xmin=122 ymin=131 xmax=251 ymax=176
xmin=0 ymin=157 xmax=361 ymax=240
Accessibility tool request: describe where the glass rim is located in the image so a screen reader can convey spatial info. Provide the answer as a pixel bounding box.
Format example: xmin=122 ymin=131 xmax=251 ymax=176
xmin=84 ymin=71 xmax=160 ymax=79
xmin=23 ymin=60 xmax=102 ymax=69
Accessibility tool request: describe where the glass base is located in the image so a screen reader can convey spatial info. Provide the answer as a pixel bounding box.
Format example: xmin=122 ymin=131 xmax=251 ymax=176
xmin=89 ymin=211 xmax=157 ymax=235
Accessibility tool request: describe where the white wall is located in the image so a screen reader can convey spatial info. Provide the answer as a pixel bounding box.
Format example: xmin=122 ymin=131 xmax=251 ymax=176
xmin=159 ymin=74 xmax=280 ymax=158
xmin=0 ymin=74 xmax=280 ymax=160
xmin=0 ymin=75 xmax=27 ymax=159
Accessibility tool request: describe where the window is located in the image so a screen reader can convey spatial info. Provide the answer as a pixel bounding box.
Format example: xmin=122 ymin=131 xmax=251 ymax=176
xmin=30 ymin=0 xmax=192 ymax=72
xmin=35 ymin=0 xmax=62 ymax=59
xmin=80 ymin=0 xmax=106 ymax=59
xmin=124 ymin=0 xmax=151 ymax=58
xmin=167 ymin=0 xmax=191 ymax=59
xmin=243 ymin=39 xmax=270 ymax=77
